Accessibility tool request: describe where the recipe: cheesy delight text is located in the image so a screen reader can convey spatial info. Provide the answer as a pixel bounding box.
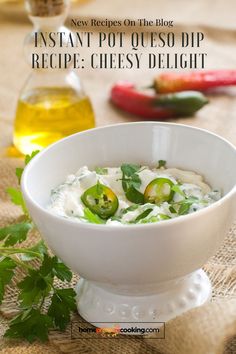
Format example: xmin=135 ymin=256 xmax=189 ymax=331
xmin=31 ymin=31 xmax=207 ymax=69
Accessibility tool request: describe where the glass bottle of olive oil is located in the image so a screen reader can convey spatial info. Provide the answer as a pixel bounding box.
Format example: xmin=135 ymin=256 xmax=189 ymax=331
xmin=14 ymin=0 xmax=95 ymax=155
xmin=14 ymin=71 xmax=95 ymax=154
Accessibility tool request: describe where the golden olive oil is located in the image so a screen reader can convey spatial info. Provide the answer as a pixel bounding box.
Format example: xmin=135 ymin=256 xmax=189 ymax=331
xmin=13 ymin=87 xmax=95 ymax=155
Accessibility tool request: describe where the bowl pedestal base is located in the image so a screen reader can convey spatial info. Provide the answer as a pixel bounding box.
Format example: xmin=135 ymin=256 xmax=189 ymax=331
xmin=76 ymin=269 xmax=211 ymax=331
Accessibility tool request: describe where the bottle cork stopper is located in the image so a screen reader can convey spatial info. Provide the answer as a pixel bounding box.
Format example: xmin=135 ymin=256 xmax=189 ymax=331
xmin=26 ymin=0 xmax=67 ymax=17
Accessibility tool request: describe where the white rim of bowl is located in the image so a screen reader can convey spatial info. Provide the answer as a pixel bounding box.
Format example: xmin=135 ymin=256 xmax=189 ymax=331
xmin=21 ymin=121 xmax=236 ymax=231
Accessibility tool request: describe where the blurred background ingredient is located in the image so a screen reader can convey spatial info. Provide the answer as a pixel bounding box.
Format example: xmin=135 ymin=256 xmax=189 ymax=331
xmin=153 ymin=70 xmax=236 ymax=93
xmin=13 ymin=0 xmax=95 ymax=155
xmin=111 ymin=82 xmax=208 ymax=119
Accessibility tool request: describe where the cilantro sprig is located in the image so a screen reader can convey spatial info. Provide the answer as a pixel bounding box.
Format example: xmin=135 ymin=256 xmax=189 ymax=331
xmin=170 ymin=184 xmax=200 ymax=215
xmin=0 ymin=151 xmax=77 ymax=342
xmin=120 ymin=164 xmax=144 ymax=204
xmin=157 ymin=160 xmax=166 ymax=169
xmin=95 ymin=167 xmax=108 ymax=175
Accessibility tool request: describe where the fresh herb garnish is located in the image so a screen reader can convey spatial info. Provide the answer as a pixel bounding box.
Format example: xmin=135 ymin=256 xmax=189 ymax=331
xmin=95 ymin=167 xmax=108 ymax=175
xmin=110 ymin=216 xmax=121 ymax=222
xmin=158 ymin=214 xmax=171 ymax=220
xmin=171 ymin=184 xmax=185 ymax=197
xmin=178 ymin=203 xmax=191 ymax=215
xmin=83 ymin=207 xmax=106 ymax=224
xmin=120 ymin=164 xmax=144 ymax=204
xmin=169 ymin=205 xmax=177 ymax=213
xmin=135 ymin=208 xmax=152 ymax=222
xmin=121 ymin=164 xmax=140 ymax=177
xmin=121 ymin=164 xmax=141 ymax=191
xmin=125 ymin=186 xmax=144 ymax=204
xmin=157 ymin=160 xmax=166 ymax=168
xmin=141 ymin=213 xmax=171 ymax=224
xmin=140 ymin=215 xmax=159 ymax=224
xmin=0 ymin=151 xmax=77 ymax=342
xmin=171 ymin=196 xmax=199 ymax=215
xmin=122 ymin=204 xmax=140 ymax=214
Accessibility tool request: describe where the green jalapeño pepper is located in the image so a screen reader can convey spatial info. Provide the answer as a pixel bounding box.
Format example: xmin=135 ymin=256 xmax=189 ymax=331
xmin=81 ymin=182 xmax=119 ymax=219
xmin=144 ymin=178 xmax=174 ymax=204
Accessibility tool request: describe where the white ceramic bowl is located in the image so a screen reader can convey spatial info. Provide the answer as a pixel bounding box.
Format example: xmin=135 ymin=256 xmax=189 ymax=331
xmin=22 ymin=122 xmax=236 ymax=329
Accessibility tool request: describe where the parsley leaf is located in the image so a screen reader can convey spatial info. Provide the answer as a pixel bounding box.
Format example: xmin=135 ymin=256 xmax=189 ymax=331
xmin=48 ymin=288 xmax=77 ymax=331
xmin=0 ymin=222 xmax=32 ymax=246
xmin=39 ymin=254 xmax=57 ymax=277
xmin=15 ymin=167 xmax=24 ymax=184
xmin=1 ymin=151 xmax=77 ymax=342
xmin=0 ymin=257 xmax=16 ymax=304
xmin=18 ymin=255 xmax=73 ymax=308
xmin=25 ymin=150 xmax=40 ymax=165
xmin=20 ymin=240 xmax=47 ymax=261
xmin=52 ymin=258 xmax=73 ymax=282
xmin=6 ymin=188 xmax=27 ymax=215
xmin=95 ymin=167 xmax=108 ymax=175
xmin=18 ymin=255 xmax=55 ymax=307
xmin=39 ymin=254 xmax=72 ymax=281
xmin=14 ymin=151 xmax=40 ymax=185
xmin=4 ymin=308 xmax=52 ymax=342
xmin=18 ymin=270 xmax=52 ymax=307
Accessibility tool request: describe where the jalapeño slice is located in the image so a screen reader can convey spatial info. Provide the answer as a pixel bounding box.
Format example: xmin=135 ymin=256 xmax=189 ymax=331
xmin=144 ymin=178 xmax=174 ymax=204
xmin=81 ymin=183 xmax=119 ymax=219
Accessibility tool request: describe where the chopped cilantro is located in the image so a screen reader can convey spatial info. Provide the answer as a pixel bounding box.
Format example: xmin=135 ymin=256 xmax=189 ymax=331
xmin=125 ymin=186 xmax=144 ymax=204
xmin=122 ymin=205 xmax=139 ymax=214
xmin=135 ymin=208 xmax=153 ymax=222
xmin=157 ymin=160 xmax=166 ymax=168
xmin=95 ymin=167 xmax=108 ymax=175
xmin=171 ymin=184 xmax=185 ymax=197
xmin=82 ymin=208 xmax=106 ymax=224
xmin=178 ymin=203 xmax=191 ymax=215
xmin=120 ymin=164 xmax=143 ymax=203
xmin=121 ymin=164 xmax=140 ymax=176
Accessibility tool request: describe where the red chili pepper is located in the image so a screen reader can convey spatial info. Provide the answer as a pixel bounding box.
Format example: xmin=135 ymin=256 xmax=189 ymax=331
xmin=154 ymin=70 xmax=236 ymax=93
xmin=111 ymin=82 xmax=208 ymax=119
